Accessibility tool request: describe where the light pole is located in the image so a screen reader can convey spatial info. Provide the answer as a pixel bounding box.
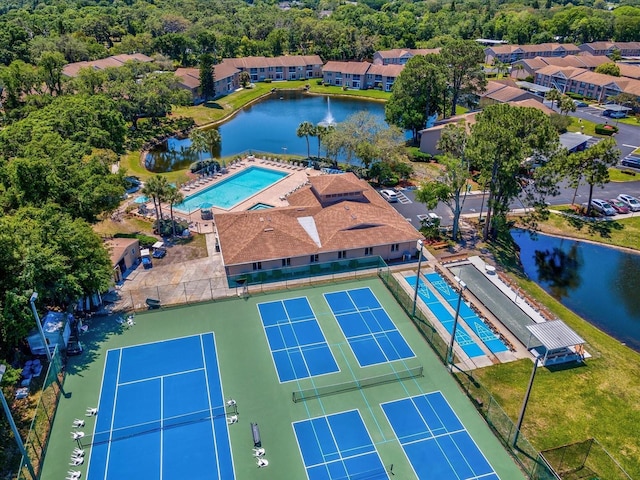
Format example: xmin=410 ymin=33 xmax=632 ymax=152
xmin=513 ymin=354 xmax=541 ymax=447
xmin=412 ymin=240 xmax=424 ymax=317
xmin=29 ymin=292 xmax=52 ymax=363
xmin=0 ymin=364 xmax=38 ymax=480
xmin=446 ymin=276 xmax=467 ymax=369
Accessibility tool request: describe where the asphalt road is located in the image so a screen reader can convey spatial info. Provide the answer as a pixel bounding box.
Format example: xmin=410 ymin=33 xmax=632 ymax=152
xmin=391 ymin=179 xmax=640 ymax=227
xmin=544 ymin=100 xmax=640 ymax=160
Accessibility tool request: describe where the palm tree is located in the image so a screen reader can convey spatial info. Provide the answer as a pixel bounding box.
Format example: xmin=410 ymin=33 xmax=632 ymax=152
xmin=165 ymin=186 xmax=185 ymax=237
xmin=559 ymin=96 xmax=576 ymax=116
xmin=142 ymin=175 xmax=170 ymax=226
xmin=545 ymin=89 xmax=562 ymax=110
xmin=296 ymin=121 xmax=315 ymax=160
xmin=189 ymin=128 xmax=222 ymax=164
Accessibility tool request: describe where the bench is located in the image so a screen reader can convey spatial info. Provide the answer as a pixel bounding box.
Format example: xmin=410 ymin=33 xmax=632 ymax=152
xmin=251 ymin=422 xmax=262 ymax=448
xmin=430 ymin=241 xmax=448 ymax=250
xmin=145 ymin=298 xmax=161 ymax=310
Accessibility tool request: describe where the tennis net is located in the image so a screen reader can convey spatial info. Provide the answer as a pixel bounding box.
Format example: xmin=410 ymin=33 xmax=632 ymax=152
xmin=79 ymin=406 xmax=229 ymax=447
xmin=292 ymin=365 xmax=423 ymax=403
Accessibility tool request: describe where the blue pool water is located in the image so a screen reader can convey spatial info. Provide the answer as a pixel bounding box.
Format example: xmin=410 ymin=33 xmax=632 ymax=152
xmin=176 ymin=167 xmax=288 ymax=211
xmin=248 ymin=202 xmax=274 ymax=210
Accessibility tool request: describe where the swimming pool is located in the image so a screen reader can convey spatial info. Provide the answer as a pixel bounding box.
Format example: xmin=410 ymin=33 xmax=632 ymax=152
xmin=176 ymin=167 xmax=288 ymax=211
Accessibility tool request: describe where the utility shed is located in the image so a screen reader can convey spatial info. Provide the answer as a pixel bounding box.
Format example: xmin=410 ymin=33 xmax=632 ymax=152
xmin=26 ymin=311 xmax=71 ymax=356
xmin=527 ymin=320 xmax=586 ymax=366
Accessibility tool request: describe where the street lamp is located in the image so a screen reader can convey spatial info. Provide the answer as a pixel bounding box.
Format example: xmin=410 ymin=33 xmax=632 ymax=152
xmin=29 ymin=292 xmax=52 ymax=363
xmin=412 ymin=240 xmax=424 ymax=317
xmin=446 ymin=276 xmax=467 ymax=369
xmin=0 ymin=364 xmax=38 ymax=480
xmin=513 ymin=354 xmax=541 ymax=447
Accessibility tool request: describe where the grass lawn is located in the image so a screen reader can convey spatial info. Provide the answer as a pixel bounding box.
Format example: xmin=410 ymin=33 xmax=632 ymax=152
xmin=608 ymin=167 xmax=640 ymax=182
xmin=475 ymin=220 xmax=640 ymax=478
xmin=566 ymin=117 xmax=604 ymax=137
xmin=535 ymin=210 xmax=640 ymax=250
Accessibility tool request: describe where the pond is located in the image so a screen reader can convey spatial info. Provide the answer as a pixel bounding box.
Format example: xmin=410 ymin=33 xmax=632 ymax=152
xmin=511 ymin=229 xmax=640 ymax=352
xmin=145 ymin=91 xmax=392 ymax=172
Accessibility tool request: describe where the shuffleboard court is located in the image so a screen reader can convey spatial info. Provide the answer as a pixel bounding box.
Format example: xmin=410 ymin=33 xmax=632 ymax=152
xmin=324 ymin=287 xmax=414 ymax=367
xmin=425 ymin=273 xmax=509 ymax=354
xmin=405 ymin=276 xmax=485 ymax=358
xmin=293 ymin=410 xmax=389 ymax=480
xmin=258 ymin=297 xmax=339 ymax=382
xmin=85 ymin=333 xmax=235 ymax=480
xmin=381 ymin=392 xmax=499 ymax=480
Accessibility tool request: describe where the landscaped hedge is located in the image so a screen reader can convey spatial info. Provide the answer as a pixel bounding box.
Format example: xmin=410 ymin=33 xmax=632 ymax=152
xmin=595 ymin=124 xmax=619 ymax=135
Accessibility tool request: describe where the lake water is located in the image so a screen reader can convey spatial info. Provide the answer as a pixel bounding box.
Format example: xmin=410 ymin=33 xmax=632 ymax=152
xmin=511 ymin=229 xmax=640 ymax=352
xmin=145 ymin=91 xmax=390 ymax=172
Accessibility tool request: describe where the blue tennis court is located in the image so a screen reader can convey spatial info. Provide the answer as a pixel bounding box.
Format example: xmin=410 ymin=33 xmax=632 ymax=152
xmin=381 ymin=392 xmax=499 ymax=480
xmin=425 ymin=273 xmax=509 ymax=354
xmin=324 ymin=288 xmax=414 ymax=367
xmin=293 ymin=410 xmax=389 ymax=480
xmin=86 ymin=333 xmax=234 ymax=480
xmin=405 ymin=275 xmax=485 ymax=359
xmin=258 ymin=297 xmax=339 ymax=382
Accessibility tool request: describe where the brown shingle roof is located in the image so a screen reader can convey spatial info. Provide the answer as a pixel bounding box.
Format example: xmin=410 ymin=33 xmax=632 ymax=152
xmin=376 ymin=48 xmax=441 ymax=58
xmin=62 ymin=54 xmax=153 ymax=77
xmin=508 ymin=99 xmax=554 ymax=115
xmin=223 ymin=55 xmax=323 ymax=69
xmin=323 ymin=61 xmax=372 ymax=75
xmin=367 ymin=64 xmax=404 ymax=77
xmin=215 ymin=173 xmax=421 ymax=265
xmin=105 ymin=238 xmax=139 ymax=265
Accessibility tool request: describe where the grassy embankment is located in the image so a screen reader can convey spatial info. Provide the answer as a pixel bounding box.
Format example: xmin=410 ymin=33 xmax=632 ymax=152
xmin=473 ymin=213 xmax=640 ymax=478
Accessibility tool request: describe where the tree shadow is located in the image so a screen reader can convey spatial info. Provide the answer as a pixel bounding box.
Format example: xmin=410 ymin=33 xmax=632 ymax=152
xmin=565 ymin=216 xmax=624 ymax=238
xmin=204 ymin=101 xmax=223 ymax=109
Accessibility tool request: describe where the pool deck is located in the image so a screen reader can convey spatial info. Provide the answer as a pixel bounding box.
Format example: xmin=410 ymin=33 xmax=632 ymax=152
xmin=130 ymin=156 xmax=323 ymax=234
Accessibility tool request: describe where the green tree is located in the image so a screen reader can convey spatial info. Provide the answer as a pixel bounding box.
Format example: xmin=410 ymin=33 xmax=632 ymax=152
xmin=189 ymin=127 xmax=222 ymax=162
xmin=38 ymin=51 xmax=66 ymax=96
xmin=559 ymin=96 xmax=577 ymax=116
xmin=199 ymin=53 xmax=216 ymax=100
xmin=296 ymin=121 xmax=315 ymax=160
xmin=441 ymin=39 xmax=487 ymax=116
xmin=239 ymin=71 xmax=251 ymax=88
xmin=562 ymin=138 xmax=620 ymax=216
xmin=416 ymin=123 xmax=470 ymax=239
xmin=545 ymin=88 xmax=562 ymax=109
xmin=466 ymin=104 xmax=560 ymax=240
xmin=385 ymin=54 xmax=447 ymax=143
xmin=142 ymin=175 xmax=170 ymax=223
xmin=165 ymin=186 xmax=185 ymax=237
xmin=595 ymin=62 xmax=621 ymax=77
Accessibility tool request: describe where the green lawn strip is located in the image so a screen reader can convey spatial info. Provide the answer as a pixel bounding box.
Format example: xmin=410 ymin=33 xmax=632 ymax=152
xmin=536 ymin=211 xmax=640 ymax=250
xmin=611 ymin=116 xmax=640 ymax=127
xmin=608 ymin=167 xmax=639 ymax=182
xmin=566 ymin=117 xmax=604 ymax=137
xmin=479 ymin=228 xmax=640 ymax=478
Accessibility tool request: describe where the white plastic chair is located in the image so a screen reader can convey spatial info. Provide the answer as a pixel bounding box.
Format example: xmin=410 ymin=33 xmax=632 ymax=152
xmin=71 ymin=431 xmax=85 ymax=440
xmin=253 ymin=447 xmax=266 ymax=457
xmin=72 ymin=419 xmax=85 ymax=428
xmin=256 ymin=458 xmax=269 ymax=468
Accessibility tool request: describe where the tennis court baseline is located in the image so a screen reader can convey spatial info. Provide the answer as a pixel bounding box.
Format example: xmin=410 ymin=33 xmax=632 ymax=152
xmin=258 ymin=297 xmax=339 ymax=382
xmin=293 ymin=410 xmax=389 ymax=480
xmin=324 ymin=287 xmax=414 ymax=367
xmin=425 ymin=273 xmax=508 ymax=354
xmin=381 ymin=392 xmax=499 ymax=480
xmin=86 ymin=333 xmax=234 ymax=480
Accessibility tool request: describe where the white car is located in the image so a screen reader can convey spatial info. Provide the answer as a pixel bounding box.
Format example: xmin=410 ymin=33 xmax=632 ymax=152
xmin=617 ymin=193 xmax=640 ymax=212
xmin=590 ymin=199 xmax=616 ymax=216
xmin=380 ymin=189 xmax=398 ymax=202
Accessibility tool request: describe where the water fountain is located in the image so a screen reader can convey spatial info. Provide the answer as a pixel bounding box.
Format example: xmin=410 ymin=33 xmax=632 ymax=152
xmin=318 ymin=97 xmax=336 ymax=127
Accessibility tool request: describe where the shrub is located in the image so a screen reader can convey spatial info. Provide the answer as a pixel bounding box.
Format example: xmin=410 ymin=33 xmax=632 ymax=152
xmin=264 ymin=78 xmax=272 ymax=83
xmin=565 ymin=91 xmax=589 ymax=100
xmin=114 ymin=232 xmax=158 ymax=247
xmin=595 ymin=124 xmax=618 ymax=135
xmin=408 ymin=149 xmax=433 ymax=163
xmin=316 ymin=79 xmax=323 ymax=85
xmin=342 ymin=85 xmax=348 ymax=91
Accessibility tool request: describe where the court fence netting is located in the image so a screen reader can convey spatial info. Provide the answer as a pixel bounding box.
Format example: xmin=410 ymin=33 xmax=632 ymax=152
xmin=292 ymin=365 xmax=424 ymax=403
xmin=78 ymin=406 xmax=233 ymax=448
xmin=540 ymin=438 xmax=633 ymax=480
xmin=15 ymin=347 xmax=65 ymax=480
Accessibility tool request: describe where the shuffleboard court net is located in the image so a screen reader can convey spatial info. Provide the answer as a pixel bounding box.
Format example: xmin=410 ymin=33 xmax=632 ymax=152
xmin=292 ymin=365 xmax=423 ymax=402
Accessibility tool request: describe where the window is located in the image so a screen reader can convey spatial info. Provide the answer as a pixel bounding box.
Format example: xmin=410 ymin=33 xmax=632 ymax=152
xmin=310 ymin=254 xmax=319 ymax=263
xmin=282 ymin=258 xmax=291 ymax=267
xmin=364 ymin=247 xmax=373 ymax=256
xmin=252 ymin=262 xmax=262 ymax=270
xmin=338 ymin=250 xmax=347 ymax=259
xmin=391 ymin=244 xmax=399 ymax=252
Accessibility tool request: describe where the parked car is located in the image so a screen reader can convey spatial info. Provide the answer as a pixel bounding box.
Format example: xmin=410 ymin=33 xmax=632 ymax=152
xmin=608 ymin=199 xmax=630 ymax=214
xmin=380 ymin=189 xmax=398 ymax=203
xmin=573 ymin=100 xmax=588 ymax=107
xmin=590 ymin=199 xmax=616 ymax=216
xmin=621 ymin=156 xmax=640 ymax=169
xmin=617 ymin=193 xmax=640 ymax=212
xmin=603 ymin=110 xmax=626 ymax=119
